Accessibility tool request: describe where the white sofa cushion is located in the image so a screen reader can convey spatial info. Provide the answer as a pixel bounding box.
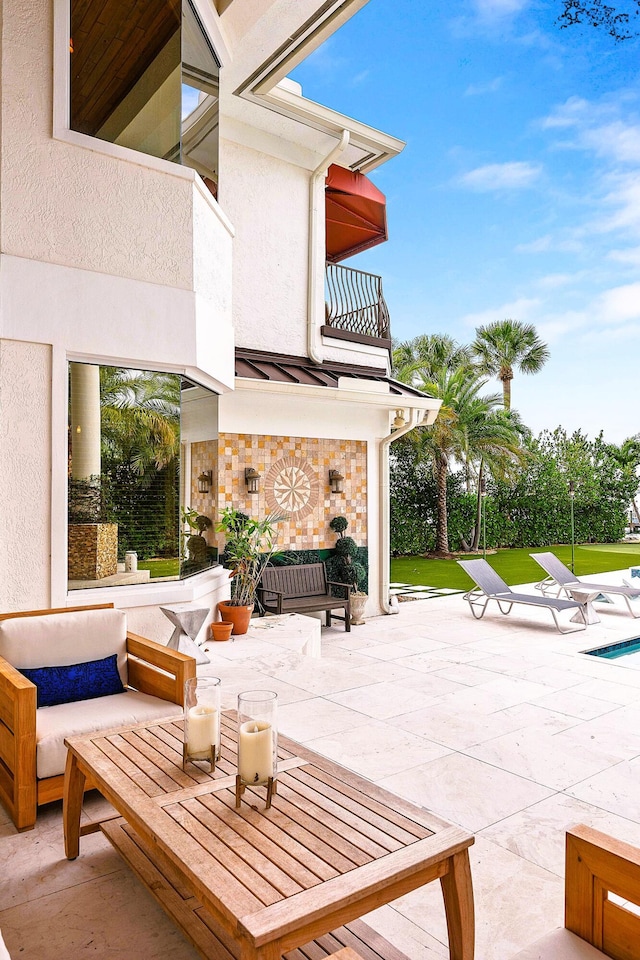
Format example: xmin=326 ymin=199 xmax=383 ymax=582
xmin=36 ymin=691 xmax=181 ymax=779
xmin=510 ymin=928 xmax=606 ymax=959
xmin=0 ymin=608 xmax=128 ymax=684
xmin=0 ymin=930 xmax=10 ymax=960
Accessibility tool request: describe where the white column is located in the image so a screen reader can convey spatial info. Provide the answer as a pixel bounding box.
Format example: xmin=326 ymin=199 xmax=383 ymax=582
xmin=70 ymin=362 xmax=101 ymax=479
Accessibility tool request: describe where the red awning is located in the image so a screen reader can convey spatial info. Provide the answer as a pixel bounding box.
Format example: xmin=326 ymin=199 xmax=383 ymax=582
xmin=325 ymin=164 xmax=388 ymax=263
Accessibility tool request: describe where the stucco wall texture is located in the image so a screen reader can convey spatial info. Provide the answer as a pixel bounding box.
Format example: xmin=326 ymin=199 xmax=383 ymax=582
xmin=1 ymin=1 xmax=196 ymax=290
xmin=0 ymin=340 xmax=52 ymax=610
xmin=221 ymin=140 xmax=310 ymax=355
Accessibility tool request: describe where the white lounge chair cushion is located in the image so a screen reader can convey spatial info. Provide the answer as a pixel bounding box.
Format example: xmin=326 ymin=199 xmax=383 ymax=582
xmin=510 ymin=928 xmax=606 ymax=959
xmin=0 ymin=608 xmax=128 ymax=684
xmin=0 ymin=930 xmax=10 ymax=960
xmin=36 ymin=691 xmax=180 ymax=779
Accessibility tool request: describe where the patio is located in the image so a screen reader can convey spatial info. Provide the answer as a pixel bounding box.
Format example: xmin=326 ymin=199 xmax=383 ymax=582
xmin=3 ymin=572 xmax=640 ymax=959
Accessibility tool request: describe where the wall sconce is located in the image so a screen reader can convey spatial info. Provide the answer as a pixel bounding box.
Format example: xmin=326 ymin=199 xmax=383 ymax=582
xmin=392 ymin=409 xmax=406 ymax=429
xmin=328 ymin=469 xmax=344 ymax=494
xmin=245 ymin=467 xmax=261 ymax=494
xmin=197 ymin=470 xmax=213 ymax=494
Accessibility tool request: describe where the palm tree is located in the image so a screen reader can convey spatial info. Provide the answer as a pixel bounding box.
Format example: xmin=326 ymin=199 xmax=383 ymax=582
xmin=471 ymin=319 xmax=549 ymax=409
xmin=99 ymin=367 xmax=180 ymax=474
xmin=409 ymin=368 xmax=491 ymax=552
xmin=392 ymin=333 xmax=473 ymax=387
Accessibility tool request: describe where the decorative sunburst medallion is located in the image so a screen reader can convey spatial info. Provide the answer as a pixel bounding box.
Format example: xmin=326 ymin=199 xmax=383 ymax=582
xmin=265 ymin=457 xmax=319 ymax=520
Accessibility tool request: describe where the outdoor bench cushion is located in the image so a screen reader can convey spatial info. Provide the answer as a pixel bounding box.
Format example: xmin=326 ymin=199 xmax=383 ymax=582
xmin=0 ymin=607 xmax=128 ymax=685
xmin=35 ymin=690 xmax=180 ymax=779
xmin=509 ymin=928 xmax=607 ymax=959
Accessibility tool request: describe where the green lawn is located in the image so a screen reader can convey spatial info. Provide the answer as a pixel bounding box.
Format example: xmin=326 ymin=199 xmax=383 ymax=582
xmin=391 ymin=544 xmax=640 ymax=590
xmin=138 ymin=558 xmax=180 ymax=578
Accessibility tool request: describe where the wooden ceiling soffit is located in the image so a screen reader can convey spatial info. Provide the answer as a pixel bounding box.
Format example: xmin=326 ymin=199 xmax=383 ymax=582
xmin=70 ymin=0 xmax=181 ymax=136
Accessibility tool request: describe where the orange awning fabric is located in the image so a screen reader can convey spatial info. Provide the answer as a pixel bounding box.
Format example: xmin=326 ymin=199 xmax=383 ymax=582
xmin=325 ymin=164 xmax=388 ymax=263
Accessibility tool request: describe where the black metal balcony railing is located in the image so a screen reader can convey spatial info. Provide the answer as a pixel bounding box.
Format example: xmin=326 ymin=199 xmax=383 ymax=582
xmin=324 ymin=262 xmax=391 ymax=343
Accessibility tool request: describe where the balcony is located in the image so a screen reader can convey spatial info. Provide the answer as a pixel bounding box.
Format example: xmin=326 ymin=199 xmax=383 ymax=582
xmin=322 ymin=262 xmax=391 ymax=349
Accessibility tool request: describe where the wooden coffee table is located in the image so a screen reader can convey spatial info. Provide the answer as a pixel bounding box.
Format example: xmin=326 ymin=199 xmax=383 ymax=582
xmin=63 ymin=714 xmax=475 ymax=960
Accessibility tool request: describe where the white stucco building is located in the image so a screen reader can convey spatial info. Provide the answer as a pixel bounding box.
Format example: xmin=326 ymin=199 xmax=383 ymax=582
xmin=0 ymin=0 xmax=440 ymax=634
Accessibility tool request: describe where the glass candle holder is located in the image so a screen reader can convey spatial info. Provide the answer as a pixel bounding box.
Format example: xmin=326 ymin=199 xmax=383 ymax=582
xmin=183 ymin=676 xmax=221 ymax=771
xmin=236 ymin=691 xmax=277 ymax=806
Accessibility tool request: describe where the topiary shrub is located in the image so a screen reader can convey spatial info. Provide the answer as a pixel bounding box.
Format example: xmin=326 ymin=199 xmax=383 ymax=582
xmin=326 ymin=515 xmax=367 ymax=594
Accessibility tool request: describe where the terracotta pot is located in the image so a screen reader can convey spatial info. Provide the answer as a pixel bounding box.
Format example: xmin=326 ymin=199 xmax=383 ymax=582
xmin=217 ymin=602 xmax=254 ymax=636
xmin=210 ymin=621 xmax=233 ymax=642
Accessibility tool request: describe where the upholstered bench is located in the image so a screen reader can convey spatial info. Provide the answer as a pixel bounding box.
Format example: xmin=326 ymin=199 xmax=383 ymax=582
xmin=510 ymin=825 xmax=640 ymax=960
xmin=0 ymin=603 xmax=195 ymax=830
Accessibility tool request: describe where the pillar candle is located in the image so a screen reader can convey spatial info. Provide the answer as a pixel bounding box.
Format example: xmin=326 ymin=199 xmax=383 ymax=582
xmin=187 ymin=705 xmax=218 ymax=757
xmin=238 ymin=720 xmax=273 ymax=783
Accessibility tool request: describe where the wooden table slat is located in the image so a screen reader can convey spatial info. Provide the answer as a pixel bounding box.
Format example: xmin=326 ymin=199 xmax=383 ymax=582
xmin=272 ymin=776 xmax=397 ymax=859
xmin=193 ymin=791 xmax=331 ymax=889
xmin=240 ymin=790 xmax=366 ymax=874
xmin=97 ymin=734 xmax=170 ymax=797
xmin=240 ymin=828 xmax=471 ymax=945
xmin=287 ymin=764 xmax=432 ymax=843
xmin=166 ymin=799 xmax=291 ymax=906
xmin=203 ymin=784 xmax=340 ymax=883
xmin=278 ymin=732 xmax=451 ymax=834
xmin=183 ymin=794 xmax=318 ymax=897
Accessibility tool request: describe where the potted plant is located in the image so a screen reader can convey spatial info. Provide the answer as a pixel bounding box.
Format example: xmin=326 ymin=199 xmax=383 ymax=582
xmin=328 ymin=515 xmax=368 ymax=625
xmin=216 ymin=508 xmax=283 ymax=635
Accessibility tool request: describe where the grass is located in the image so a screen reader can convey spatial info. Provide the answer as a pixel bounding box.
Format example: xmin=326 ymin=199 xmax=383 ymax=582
xmin=391 ymin=544 xmax=640 ymax=590
xmin=138 ymin=558 xmax=180 ymax=578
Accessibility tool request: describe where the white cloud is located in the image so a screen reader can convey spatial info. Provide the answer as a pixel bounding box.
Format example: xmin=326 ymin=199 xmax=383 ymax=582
xmin=457 ymin=161 xmax=542 ymax=191
xmin=536 ymin=272 xmax=584 ymax=289
xmin=516 ymin=234 xmax=584 ymax=253
xmin=460 ymin=297 xmax=541 ymax=329
xmin=593 ymin=173 xmax=640 ymax=236
xmin=608 ymin=245 xmax=640 ymax=265
xmin=597 ymin=282 xmax=640 ymax=324
xmin=472 ymin=0 xmax=529 ymax=18
xmin=464 ymin=76 xmax=504 ymax=96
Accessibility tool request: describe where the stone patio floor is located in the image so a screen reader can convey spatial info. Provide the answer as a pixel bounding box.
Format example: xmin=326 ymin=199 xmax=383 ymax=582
xmin=3 ymin=571 xmax=640 ymax=958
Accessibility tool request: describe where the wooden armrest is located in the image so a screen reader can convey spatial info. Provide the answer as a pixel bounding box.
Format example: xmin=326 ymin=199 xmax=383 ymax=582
xmin=0 ymin=656 xmax=36 ymax=698
xmin=258 ymin=587 xmax=284 ymax=600
xmin=565 ymin=824 xmax=640 ymax=952
xmin=0 ymin=655 xmax=37 ymax=830
xmin=326 ymin=580 xmax=352 ymax=599
xmin=126 ymin=632 xmax=196 ymax=706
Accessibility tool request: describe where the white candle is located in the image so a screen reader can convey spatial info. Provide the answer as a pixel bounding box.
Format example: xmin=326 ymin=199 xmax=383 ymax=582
xmin=238 ymin=720 xmax=273 ymax=784
xmin=187 ymin=705 xmax=218 ymax=757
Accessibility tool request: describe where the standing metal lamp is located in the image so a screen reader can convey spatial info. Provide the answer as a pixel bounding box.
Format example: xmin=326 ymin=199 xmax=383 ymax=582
xmin=480 ymin=478 xmax=487 ymax=560
xmin=569 ymin=480 xmax=576 ymax=573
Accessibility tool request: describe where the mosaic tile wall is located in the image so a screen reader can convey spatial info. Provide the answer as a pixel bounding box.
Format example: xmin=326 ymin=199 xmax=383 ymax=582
xmin=214 ymin=433 xmax=367 ymax=551
xmin=189 ymin=439 xmax=218 ymax=541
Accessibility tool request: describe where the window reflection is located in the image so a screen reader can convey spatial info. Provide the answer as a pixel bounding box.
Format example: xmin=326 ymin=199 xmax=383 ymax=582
xmin=68 ymin=362 xmax=218 ymax=590
xmin=69 ymin=0 xmax=219 ymax=188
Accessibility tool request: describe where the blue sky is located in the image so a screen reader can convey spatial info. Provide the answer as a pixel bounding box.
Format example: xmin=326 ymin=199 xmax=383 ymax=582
xmin=291 ymin=0 xmax=640 ymax=443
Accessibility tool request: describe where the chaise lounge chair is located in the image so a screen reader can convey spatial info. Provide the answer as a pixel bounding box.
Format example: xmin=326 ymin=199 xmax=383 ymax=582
xmin=458 ymin=558 xmax=588 ymax=633
xmin=531 ymin=551 xmax=640 ymax=618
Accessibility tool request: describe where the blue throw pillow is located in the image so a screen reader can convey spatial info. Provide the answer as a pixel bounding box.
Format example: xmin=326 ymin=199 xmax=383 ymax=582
xmin=21 ymin=654 xmax=125 ymax=708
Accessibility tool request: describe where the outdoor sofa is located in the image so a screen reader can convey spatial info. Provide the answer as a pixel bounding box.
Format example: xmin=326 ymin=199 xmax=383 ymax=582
xmin=510 ymin=824 xmax=640 ymax=959
xmin=0 ymin=603 xmax=195 ymax=831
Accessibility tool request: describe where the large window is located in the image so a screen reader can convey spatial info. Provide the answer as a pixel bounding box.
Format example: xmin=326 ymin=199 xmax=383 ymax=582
xmin=70 ymin=0 xmax=219 ymax=189
xmin=68 ymin=362 xmax=219 ymax=590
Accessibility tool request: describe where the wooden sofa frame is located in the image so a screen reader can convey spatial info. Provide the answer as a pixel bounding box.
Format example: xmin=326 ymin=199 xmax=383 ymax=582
xmin=511 ymin=824 xmax=640 ymax=958
xmin=257 ymin=562 xmax=352 ymax=631
xmin=0 ymin=603 xmax=196 ymax=832
xmin=564 ymin=824 xmax=640 ymax=958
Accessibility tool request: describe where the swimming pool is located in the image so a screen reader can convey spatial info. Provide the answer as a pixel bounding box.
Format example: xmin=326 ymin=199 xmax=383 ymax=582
xmin=585 ymin=637 xmax=640 ymax=664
